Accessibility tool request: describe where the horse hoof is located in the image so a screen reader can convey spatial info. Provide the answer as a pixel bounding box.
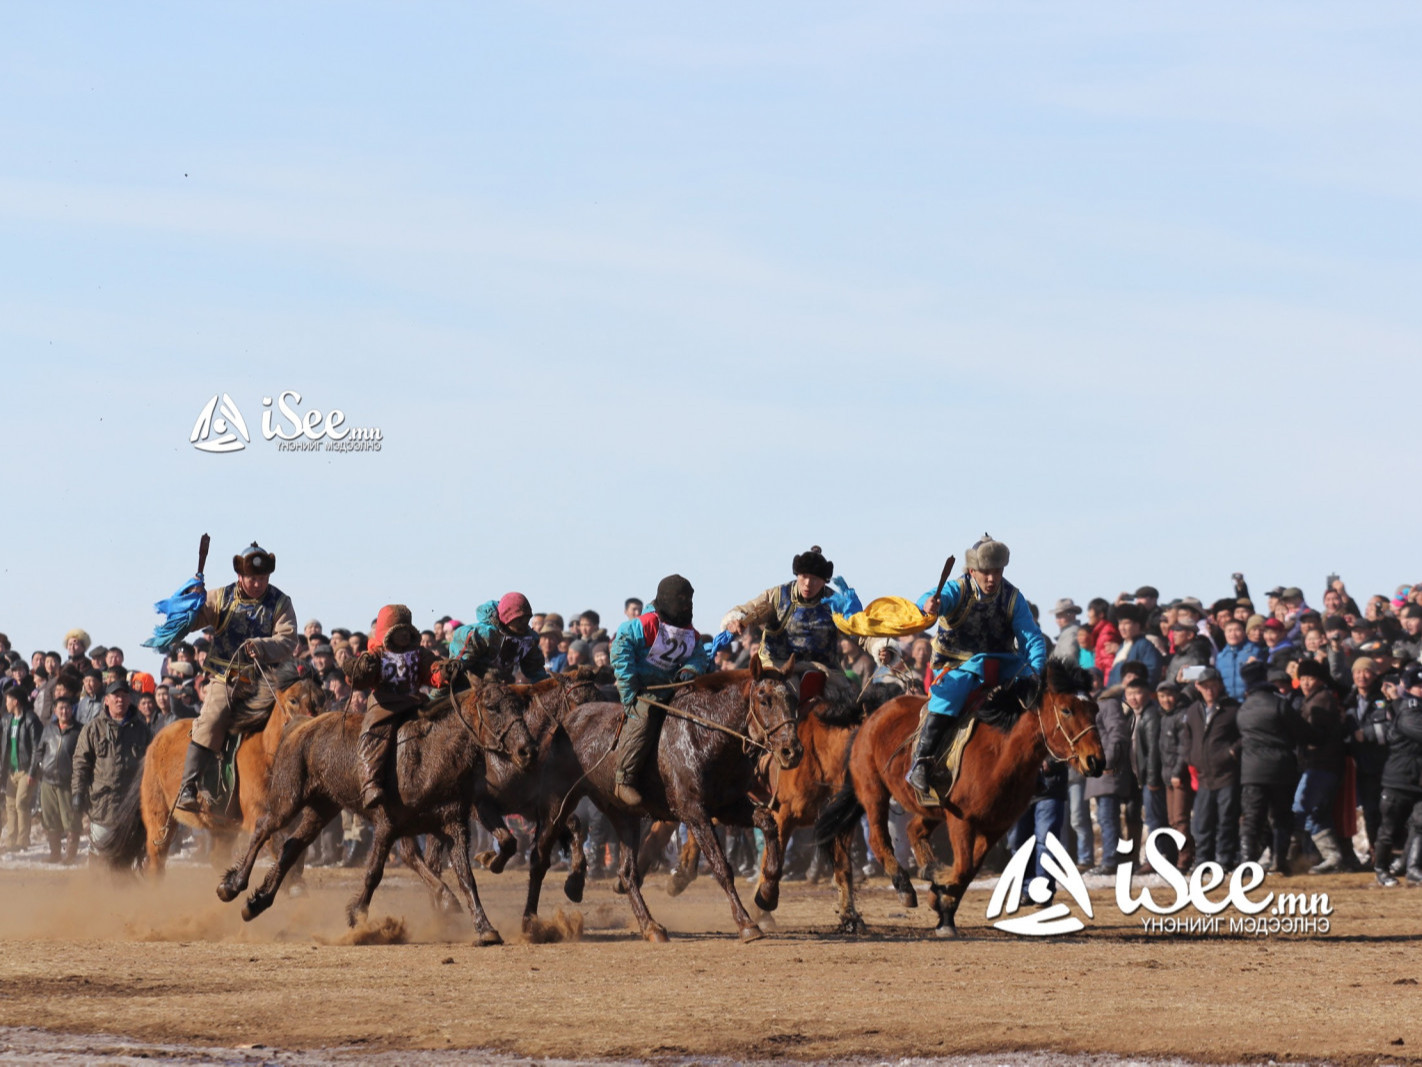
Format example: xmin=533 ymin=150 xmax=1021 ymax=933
xmin=241 ymin=897 xmax=268 ymax=923
xmin=563 ymin=871 xmax=586 ymax=904
xmin=614 ymin=876 xmax=629 ymax=896
xmin=475 ymin=929 xmax=503 ymax=947
xmin=753 ymin=886 xmax=779 ymax=913
xmin=839 ymin=915 xmax=869 ymax=936
xmin=474 ymin=850 xmax=498 ymax=871
xmin=934 ymin=923 xmax=959 ymax=939
xmin=738 ymin=924 xmax=765 ymax=944
xmin=644 ymin=924 xmax=670 ymax=944
xmin=898 ymin=890 xmax=919 ymax=909
xmin=665 ymin=871 xmax=690 ymax=897
xmin=216 ymin=880 xmax=239 ymax=903
xmin=754 ymin=911 xmax=779 ymax=933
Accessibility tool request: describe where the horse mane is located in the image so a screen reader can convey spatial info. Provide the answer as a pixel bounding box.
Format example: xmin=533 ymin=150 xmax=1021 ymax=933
xmin=677 ymin=669 xmax=752 ymax=693
xmin=1043 ymin=656 xmax=1093 ymax=697
xmin=974 ymin=657 xmax=1093 ymax=732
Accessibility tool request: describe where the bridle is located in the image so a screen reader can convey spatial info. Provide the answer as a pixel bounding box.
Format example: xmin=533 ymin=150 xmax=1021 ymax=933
xmin=746 ymin=677 xmax=799 ymax=759
xmin=1036 ymin=689 xmax=1099 ymax=765
xmin=453 ymin=679 xmax=522 ymax=758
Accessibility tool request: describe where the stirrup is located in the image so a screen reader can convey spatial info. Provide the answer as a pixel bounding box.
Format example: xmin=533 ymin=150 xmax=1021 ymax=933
xmin=905 ymin=759 xmax=933 ymax=794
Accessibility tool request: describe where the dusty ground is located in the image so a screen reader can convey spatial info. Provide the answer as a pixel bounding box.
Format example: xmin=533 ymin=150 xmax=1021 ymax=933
xmin=0 ymin=854 xmax=1415 ymax=1065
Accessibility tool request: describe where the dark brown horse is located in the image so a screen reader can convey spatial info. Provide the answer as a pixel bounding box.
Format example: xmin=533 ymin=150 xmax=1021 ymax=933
xmin=217 ymin=676 xmax=535 ymax=944
xmin=815 ymin=657 xmax=1104 ymax=937
xmin=101 ymin=676 xmax=326 ymax=873
xmin=558 ymin=657 xmax=803 ymax=942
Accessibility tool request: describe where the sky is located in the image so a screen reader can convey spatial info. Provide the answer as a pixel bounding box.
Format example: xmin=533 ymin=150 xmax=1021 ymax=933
xmin=2 ymin=3 xmax=1420 ymax=661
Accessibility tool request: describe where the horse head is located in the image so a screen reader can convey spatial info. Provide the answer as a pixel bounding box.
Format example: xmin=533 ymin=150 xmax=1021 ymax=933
xmin=1035 ymin=658 xmax=1104 ymax=777
xmin=473 ymin=673 xmax=536 ymax=771
xmin=747 ymin=655 xmax=804 ymax=770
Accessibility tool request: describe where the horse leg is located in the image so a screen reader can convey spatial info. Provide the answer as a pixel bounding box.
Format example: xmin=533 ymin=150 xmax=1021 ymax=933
xmin=832 ymin=829 xmax=867 ymax=934
xmin=751 ymin=805 xmax=784 ymax=914
xmin=863 ymin=781 xmax=916 ymax=908
xmin=444 ymin=816 xmax=502 ymax=946
xmin=397 ymin=837 xmax=461 ymax=916
xmin=472 ymin=800 xmax=518 ymax=873
xmin=345 ymin=818 xmax=398 ymax=928
xmin=561 ymin=812 xmax=587 ymax=903
xmin=611 ymin=815 xmax=667 ymax=943
xmin=907 ymin=815 xmax=943 ymax=893
xmin=683 ymin=815 xmax=763 ymax=943
xmin=521 ymin=815 xmax=558 ymax=931
xmin=935 ymin=818 xmax=989 ymax=939
xmin=666 ymin=833 xmax=700 ymax=897
xmin=219 ymin=809 xmax=283 ymax=903
xmin=241 ymin=806 xmax=326 ymax=922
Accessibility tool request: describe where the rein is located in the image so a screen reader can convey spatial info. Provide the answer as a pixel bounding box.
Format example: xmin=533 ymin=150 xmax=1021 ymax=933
xmin=1036 ymin=692 xmax=1098 ymax=764
xmin=447 ymin=671 xmax=520 ymax=758
xmin=635 ymin=694 xmax=770 ymax=752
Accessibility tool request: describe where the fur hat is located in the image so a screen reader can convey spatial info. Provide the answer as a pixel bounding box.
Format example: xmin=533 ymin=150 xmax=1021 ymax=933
xmin=233 ymin=542 xmax=276 ymax=577
xmin=1240 ymin=660 xmax=1271 ymax=690
xmin=371 ymin=604 xmax=419 ymax=653
xmin=655 ymin=574 xmax=695 ymax=628
xmin=965 ymin=533 xmax=1009 ymax=572
xmin=791 ymin=546 xmax=834 ymax=582
xmin=1296 ymin=657 xmax=1329 ymax=682
xmin=64 ymin=628 xmax=91 ymax=653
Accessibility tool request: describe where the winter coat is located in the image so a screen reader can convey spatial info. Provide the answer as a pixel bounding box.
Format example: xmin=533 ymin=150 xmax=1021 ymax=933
xmin=1381 ymin=695 xmax=1422 ymax=794
xmin=0 ymin=708 xmax=43 ymax=785
xmin=611 ymin=611 xmax=709 ymax=707
xmin=71 ymin=710 xmax=150 ymax=827
xmin=1298 ymin=687 xmax=1344 ymax=773
xmin=448 ymin=601 xmax=548 ymax=683
xmin=1177 ymin=698 xmax=1241 ymax=790
xmin=1236 ymin=684 xmax=1303 ymax=786
xmin=36 ymin=719 xmax=81 ymax=787
xmin=1053 ymin=624 xmax=1081 ymax=664
xmin=1215 ymin=641 xmax=1267 ymax=701
xmin=1131 ymin=701 xmax=1164 ymax=791
xmin=1164 ymin=635 xmax=1213 ymax=686
xmin=1159 ymin=706 xmax=1189 ymax=786
xmin=1085 ymin=697 xmax=1136 ymax=799
xmin=1108 ymin=638 xmax=1163 ymax=687
xmin=1345 ymin=683 xmax=1392 ymax=778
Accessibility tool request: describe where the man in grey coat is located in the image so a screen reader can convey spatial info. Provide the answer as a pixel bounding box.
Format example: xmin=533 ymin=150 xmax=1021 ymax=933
xmin=1085 ymin=670 xmax=1140 ymax=874
xmin=1051 ymin=599 xmax=1084 ymax=663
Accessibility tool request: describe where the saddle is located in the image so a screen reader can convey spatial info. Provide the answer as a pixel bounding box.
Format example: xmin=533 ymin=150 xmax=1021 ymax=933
xmin=192 ymin=731 xmax=247 ymax=820
xmin=906 ymin=696 xmax=987 ymax=808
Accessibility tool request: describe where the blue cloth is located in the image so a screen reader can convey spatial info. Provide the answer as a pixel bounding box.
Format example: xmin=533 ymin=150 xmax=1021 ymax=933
xmin=1215 ymin=640 xmax=1266 ymax=700
xmin=1068 ymin=775 xmax=1094 ymax=865
xmin=610 ymin=614 xmax=710 ymax=707
xmin=1006 ymin=798 xmax=1069 ymax=896
xmin=708 ymin=630 xmax=736 ymax=658
xmin=1107 ymin=638 xmax=1163 ymax=687
xmin=1143 ymin=786 xmax=1168 ymax=835
xmin=140 ymin=574 xmax=206 ymax=655
xmin=916 ymin=580 xmax=1048 ymax=673
xmin=1094 ymin=795 xmax=1123 ymax=869
xmin=822 ymin=576 xmax=863 ymax=618
xmin=925 ymin=652 xmax=1037 ymax=717
xmin=1293 ymin=768 xmax=1337 ymax=835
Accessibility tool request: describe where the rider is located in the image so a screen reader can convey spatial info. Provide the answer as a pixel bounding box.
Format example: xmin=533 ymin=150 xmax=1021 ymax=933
xmin=352 ymin=604 xmax=439 ymax=810
xmin=175 ymin=542 xmax=297 ymax=813
xmin=611 ymin=574 xmax=709 ymax=807
xmin=906 ymin=533 xmax=1048 ymax=794
xmin=722 ymin=546 xmax=857 ymax=716
xmin=446 ymin=593 xmax=549 ymax=683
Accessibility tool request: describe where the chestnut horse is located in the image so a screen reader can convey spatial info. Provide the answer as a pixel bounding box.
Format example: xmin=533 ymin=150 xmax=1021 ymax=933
xmin=558 ymin=657 xmax=803 ymax=943
xmin=815 ymin=657 xmax=1103 ymax=937
xmin=102 ymin=676 xmax=325 ymax=873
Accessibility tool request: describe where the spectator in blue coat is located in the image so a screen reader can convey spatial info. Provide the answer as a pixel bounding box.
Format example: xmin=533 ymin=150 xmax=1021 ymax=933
xmin=1216 ymin=617 xmax=1266 ymax=700
xmin=1107 ymin=605 xmax=1162 ymax=687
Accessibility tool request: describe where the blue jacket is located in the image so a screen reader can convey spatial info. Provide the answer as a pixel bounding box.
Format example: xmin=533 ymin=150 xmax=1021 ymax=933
xmin=1107 ymin=637 xmax=1163 ymax=687
xmin=1215 ymin=640 xmax=1266 ymax=701
xmin=447 ymin=601 xmax=548 ymax=683
xmin=915 ymin=579 xmax=1048 ymax=678
xmin=611 ymin=612 xmax=710 ymax=707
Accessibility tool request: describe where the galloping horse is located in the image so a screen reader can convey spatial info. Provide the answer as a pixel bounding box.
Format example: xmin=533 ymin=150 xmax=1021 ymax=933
xmin=103 ymin=674 xmax=325 ymax=873
xmin=815 ymin=657 xmax=1104 ymax=937
xmin=561 ymin=657 xmax=803 ymax=943
xmin=217 ymin=676 xmax=535 ymax=945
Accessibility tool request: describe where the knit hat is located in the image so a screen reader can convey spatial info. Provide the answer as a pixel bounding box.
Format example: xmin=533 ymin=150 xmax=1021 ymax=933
xmin=791 ymin=546 xmax=834 ymax=582
xmin=965 ymin=533 xmax=1009 ymax=572
xmin=233 ymin=542 xmax=276 ymax=577
xmin=655 ymin=575 xmax=695 ymax=628
xmin=497 ymin=592 xmax=533 ymax=626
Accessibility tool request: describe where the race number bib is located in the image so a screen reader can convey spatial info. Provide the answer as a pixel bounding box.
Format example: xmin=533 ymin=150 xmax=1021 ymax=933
xmin=646 ymin=620 xmax=697 ymax=671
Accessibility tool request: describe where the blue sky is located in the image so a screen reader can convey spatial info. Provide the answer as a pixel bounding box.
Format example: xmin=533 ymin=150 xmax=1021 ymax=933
xmin=2 ymin=3 xmax=1419 ymax=659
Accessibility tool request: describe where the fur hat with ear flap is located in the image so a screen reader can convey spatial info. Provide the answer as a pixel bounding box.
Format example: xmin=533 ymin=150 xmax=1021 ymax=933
xmin=964 ymin=533 xmax=1009 ymax=572
xmin=233 ymin=542 xmax=276 ymax=577
xmin=370 ymin=604 xmax=419 ymax=653
xmin=791 ymin=546 xmax=834 ymax=582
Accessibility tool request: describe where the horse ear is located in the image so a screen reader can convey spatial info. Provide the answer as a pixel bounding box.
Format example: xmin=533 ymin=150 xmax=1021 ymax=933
xmin=781 ymin=653 xmax=796 ymax=677
xmin=749 ymin=656 xmax=762 ymax=680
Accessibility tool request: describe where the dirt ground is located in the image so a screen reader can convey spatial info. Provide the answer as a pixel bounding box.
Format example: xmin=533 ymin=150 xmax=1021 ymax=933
xmin=0 ymin=856 xmax=1416 ymax=1064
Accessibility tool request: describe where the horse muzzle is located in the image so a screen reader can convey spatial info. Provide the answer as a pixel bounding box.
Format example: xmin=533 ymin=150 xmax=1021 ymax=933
xmin=512 ymin=742 xmax=536 ymax=772
xmin=774 ymin=741 xmax=803 ymax=771
xmin=1082 ymin=753 xmax=1104 ymax=777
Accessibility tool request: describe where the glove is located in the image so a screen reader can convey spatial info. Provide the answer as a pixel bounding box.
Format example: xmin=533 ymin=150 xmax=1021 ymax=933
xmin=675 ymin=668 xmax=697 ymax=682
xmin=347 ymin=651 xmax=382 ymax=690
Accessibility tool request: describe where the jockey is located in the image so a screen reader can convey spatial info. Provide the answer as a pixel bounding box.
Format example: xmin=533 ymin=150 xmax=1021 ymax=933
xmin=611 ymin=574 xmax=709 ymax=807
xmin=446 ymin=593 xmax=548 ymax=683
xmin=351 ymin=604 xmax=439 ymax=810
xmin=906 ymin=533 xmax=1048 ymax=794
xmin=722 ymin=546 xmax=857 ymax=715
xmin=175 ymin=543 xmax=297 ymax=813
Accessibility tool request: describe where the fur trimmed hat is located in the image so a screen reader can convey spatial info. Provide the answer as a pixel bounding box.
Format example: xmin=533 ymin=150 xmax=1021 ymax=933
xmin=370 ymin=604 xmax=419 ymax=653
xmin=791 ymin=546 xmax=834 ymax=582
xmin=965 ymin=533 xmax=1009 ymax=572
xmin=655 ymin=574 xmax=695 ymax=628
xmin=64 ymin=628 xmax=91 ymax=653
xmin=233 ymin=542 xmax=276 ymax=577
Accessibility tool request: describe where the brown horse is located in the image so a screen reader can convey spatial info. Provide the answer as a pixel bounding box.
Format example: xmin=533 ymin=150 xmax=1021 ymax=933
xmin=662 ymin=691 xmax=868 ymax=932
xmin=558 ymin=657 xmax=803 ymax=942
xmin=814 ymin=657 xmax=1104 ymax=937
xmin=102 ymin=676 xmax=326 ymax=873
xmin=217 ymin=676 xmax=535 ymax=944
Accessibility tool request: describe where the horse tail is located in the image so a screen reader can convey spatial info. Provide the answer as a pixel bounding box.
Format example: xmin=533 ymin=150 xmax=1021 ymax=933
xmin=813 ymin=778 xmax=863 ymax=854
xmin=95 ymin=756 xmax=150 ymax=871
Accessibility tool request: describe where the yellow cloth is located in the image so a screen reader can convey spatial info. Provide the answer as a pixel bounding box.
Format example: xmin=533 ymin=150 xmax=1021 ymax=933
xmin=833 ymin=596 xmax=938 ymax=637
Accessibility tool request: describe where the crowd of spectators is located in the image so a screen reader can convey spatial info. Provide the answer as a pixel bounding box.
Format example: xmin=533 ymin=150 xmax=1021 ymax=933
xmin=2 ymin=572 xmax=1419 ymax=891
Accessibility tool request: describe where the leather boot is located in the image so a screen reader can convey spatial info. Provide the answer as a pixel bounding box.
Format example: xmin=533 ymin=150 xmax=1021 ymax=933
xmin=1405 ymin=834 xmax=1422 ymax=887
xmin=1309 ymin=829 xmax=1346 ymax=874
xmin=1269 ymin=826 xmax=1292 ymax=875
xmin=357 ymin=723 xmax=394 ymax=810
xmin=906 ymin=713 xmax=956 ymax=794
xmin=175 ymin=742 xmax=216 ymax=814
xmin=63 ymin=829 xmax=81 ymax=865
xmin=613 ymin=700 xmax=658 ymax=807
xmin=45 ymin=833 xmax=61 ymax=864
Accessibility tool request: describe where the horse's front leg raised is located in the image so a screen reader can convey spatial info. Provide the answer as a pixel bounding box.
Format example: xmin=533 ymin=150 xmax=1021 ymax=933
xmin=683 ymin=814 xmax=763 ymax=943
xmin=241 ymin=805 xmax=328 ymax=921
xmin=218 ymin=810 xmax=283 ymax=903
xmin=472 ymin=798 xmax=519 ymax=873
xmin=751 ymin=805 xmax=784 ymax=914
xmin=561 ymin=811 xmax=587 ymax=903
